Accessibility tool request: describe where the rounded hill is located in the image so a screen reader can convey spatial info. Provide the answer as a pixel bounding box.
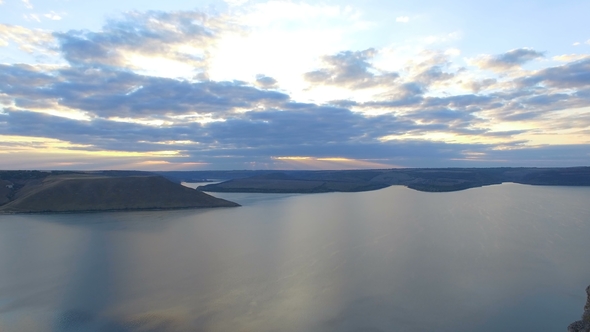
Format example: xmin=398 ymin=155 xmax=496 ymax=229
xmin=0 ymin=174 xmax=239 ymax=213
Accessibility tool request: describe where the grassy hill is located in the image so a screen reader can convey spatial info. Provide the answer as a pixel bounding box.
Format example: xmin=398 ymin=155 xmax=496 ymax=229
xmin=0 ymin=173 xmax=239 ymax=214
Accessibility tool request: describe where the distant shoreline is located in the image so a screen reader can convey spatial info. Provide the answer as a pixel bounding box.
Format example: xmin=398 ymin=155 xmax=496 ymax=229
xmin=188 ymin=167 xmax=590 ymax=194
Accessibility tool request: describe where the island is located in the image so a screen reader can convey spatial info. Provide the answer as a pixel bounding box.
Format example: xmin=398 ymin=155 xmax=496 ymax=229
xmin=0 ymin=171 xmax=239 ymax=214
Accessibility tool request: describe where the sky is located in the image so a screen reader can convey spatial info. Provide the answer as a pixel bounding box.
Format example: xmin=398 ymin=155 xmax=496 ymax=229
xmin=0 ymin=0 xmax=589 ymax=170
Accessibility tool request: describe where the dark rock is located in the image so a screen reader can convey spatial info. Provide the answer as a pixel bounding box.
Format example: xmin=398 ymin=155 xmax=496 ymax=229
xmin=568 ymin=285 xmax=590 ymax=332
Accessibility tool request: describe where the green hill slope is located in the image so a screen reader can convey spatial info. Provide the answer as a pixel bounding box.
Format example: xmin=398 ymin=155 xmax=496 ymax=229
xmin=0 ymin=174 xmax=239 ymax=213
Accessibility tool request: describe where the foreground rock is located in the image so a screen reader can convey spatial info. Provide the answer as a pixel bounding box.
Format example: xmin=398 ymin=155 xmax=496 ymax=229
xmin=0 ymin=173 xmax=239 ymax=213
xmin=568 ymin=285 xmax=590 ymax=332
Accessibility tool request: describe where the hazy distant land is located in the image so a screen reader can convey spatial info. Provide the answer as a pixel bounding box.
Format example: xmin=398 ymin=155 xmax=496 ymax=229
xmin=0 ymin=171 xmax=239 ymax=214
xmin=169 ymin=167 xmax=590 ymax=193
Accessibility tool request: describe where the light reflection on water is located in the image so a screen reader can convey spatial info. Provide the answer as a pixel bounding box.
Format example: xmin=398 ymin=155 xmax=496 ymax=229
xmin=0 ymin=183 xmax=589 ymax=331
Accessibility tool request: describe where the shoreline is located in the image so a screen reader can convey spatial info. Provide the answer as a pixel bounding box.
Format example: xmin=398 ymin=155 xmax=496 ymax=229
xmin=0 ymin=204 xmax=240 ymax=215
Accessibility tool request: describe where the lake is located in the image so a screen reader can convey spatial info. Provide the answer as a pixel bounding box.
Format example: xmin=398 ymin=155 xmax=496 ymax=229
xmin=0 ymin=183 xmax=589 ymax=331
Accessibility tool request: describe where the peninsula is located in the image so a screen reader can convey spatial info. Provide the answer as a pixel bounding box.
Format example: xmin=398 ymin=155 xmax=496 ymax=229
xmin=0 ymin=171 xmax=239 ymax=214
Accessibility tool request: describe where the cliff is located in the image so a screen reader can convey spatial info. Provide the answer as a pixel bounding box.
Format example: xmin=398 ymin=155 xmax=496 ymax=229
xmin=568 ymin=285 xmax=590 ymax=332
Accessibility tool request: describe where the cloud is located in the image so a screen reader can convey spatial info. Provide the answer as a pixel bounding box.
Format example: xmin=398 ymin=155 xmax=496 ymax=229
xmin=329 ymin=50 xmax=457 ymax=103
xmin=552 ymin=54 xmax=589 ymax=62
xmin=518 ymin=57 xmax=590 ymax=89
xmin=44 ymin=11 xmax=62 ymax=21
xmin=0 ymin=107 xmax=494 ymax=168
xmin=304 ymin=48 xmax=399 ymax=89
xmin=462 ymin=78 xmax=497 ymax=93
xmin=1 ymin=9 xmax=590 ymax=169
xmin=0 ymin=65 xmax=289 ymax=119
xmin=471 ymin=48 xmax=545 ymax=71
xmin=22 ymin=0 xmax=32 ymax=9
xmin=244 ymin=1 xmax=362 ymax=27
xmin=54 ymin=10 xmax=239 ymax=72
xmin=413 ymin=62 xmax=454 ymax=85
xmin=1 ymin=109 xmax=202 ymax=150
xmin=396 ymin=16 xmax=409 ymax=23
xmin=423 ymin=31 xmax=462 ymax=45
xmin=370 ymin=82 xmax=425 ymax=107
xmin=1 ymin=94 xmax=589 ymax=169
xmin=0 ymin=24 xmax=56 ymax=54
xmin=23 ymin=14 xmax=40 ymax=22
xmin=395 ymin=50 xmax=456 ymax=88
xmin=2 ymin=45 xmax=589 ymax=161
xmin=0 ymin=63 xmax=509 ymax=165
xmin=225 ymin=0 xmax=249 ymax=6
xmin=255 ymin=74 xmax=278 ymax=89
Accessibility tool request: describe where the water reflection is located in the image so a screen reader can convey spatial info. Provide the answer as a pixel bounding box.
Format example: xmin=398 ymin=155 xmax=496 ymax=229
xmin=0 ymin=184 xmax=589 ymax=331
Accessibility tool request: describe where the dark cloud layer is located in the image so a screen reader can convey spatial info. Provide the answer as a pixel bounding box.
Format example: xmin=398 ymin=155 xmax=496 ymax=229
xmin=2 ymin=51 xmax=590 ymax=167
xmin=0 ymin=65 xmax=289 ymax=118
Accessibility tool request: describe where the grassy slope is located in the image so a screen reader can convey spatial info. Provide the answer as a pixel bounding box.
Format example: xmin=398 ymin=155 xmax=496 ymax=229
xmin=0 ymin=174 xmax=239 ymax=213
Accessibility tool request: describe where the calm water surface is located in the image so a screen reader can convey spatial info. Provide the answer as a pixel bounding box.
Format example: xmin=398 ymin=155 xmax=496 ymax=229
xmin=0 ymin=183 xmax=589 ymax=331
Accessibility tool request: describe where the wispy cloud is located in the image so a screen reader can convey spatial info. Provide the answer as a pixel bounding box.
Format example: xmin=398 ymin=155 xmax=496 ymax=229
xmin=22 ymin=0 xmax=32 ymax=9
xmin=224 ymin=0 xmax=249 ymax=6
xmin=23 ymin=13 xmax=40 ymax=22
xmin=0 ymin=23 xmax=56 ymax=53
xmin=396 ymin=16 xmax=409 ymax=23
xmin=44 ymin=11 xmax=62 ymax=21
xmin=552 ymin=54 xmax=589 ymax=62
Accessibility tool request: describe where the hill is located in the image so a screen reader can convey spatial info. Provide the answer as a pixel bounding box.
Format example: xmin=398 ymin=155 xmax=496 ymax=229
xmin=0 ymin=172 xmax=239 ymax=214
